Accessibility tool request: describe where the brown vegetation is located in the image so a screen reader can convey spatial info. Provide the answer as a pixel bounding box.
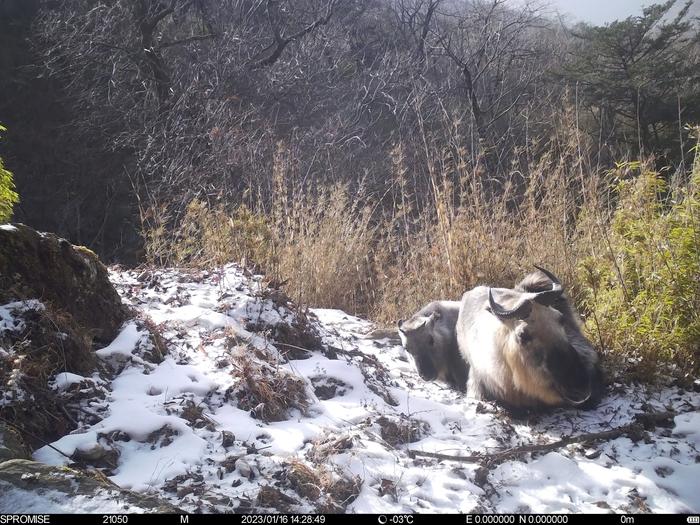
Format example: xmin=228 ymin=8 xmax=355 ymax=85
xmin=228 ymin=347 xmax=311 ymax=422
xmin=142 ymin=122 xmax=700 ymax=383
xmin=282 ymin=458 xmax=362 ymax=512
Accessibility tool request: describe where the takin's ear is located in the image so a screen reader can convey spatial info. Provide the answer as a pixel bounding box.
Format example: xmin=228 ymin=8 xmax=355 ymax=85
xmin=399 ymin=315 xmax=431 ymax=332
xmin=427 ymin=310 xmax=441 ymax=325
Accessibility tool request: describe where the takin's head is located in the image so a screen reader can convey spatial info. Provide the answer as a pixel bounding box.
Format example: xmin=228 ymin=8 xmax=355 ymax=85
xmin=397 ymin=301 xmax=466 ymax=387
xmin=486 ymin=266 xmax=594 ymax=407
xmin=398 ymin=301 xmax=468 ymax=391
xmin=398 ymin=309 xmax=443 ymax=382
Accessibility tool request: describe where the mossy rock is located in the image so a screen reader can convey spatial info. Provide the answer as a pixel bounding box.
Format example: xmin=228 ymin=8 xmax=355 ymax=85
xmin=0 ymin=459 xmax=182 ymax=512
xmin=0 ymin=223 xmax=126 ymax=343
xmin=0 ymin=224 xmax=130 ymax=451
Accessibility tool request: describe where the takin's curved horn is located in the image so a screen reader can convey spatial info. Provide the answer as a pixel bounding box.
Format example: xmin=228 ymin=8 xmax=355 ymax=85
xmin=532 ymin=265 xmax=563 ymax=306
xmin=533 ymin=265 xmax=563 ymax=290
xmin=563 ymin=390 xmax=592 ymax=406
xmin=488 ymin=288 xmax=532 ymax=320
xmin=557 ymin=378 xmax=593 ymax=406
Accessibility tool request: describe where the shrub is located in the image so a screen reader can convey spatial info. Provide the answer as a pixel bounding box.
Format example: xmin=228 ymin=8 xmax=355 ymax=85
xmin=578 ymin=147 xmax=700 ymax=380
xmin=140 ymin=198 xmax=274 ymax=269
xmin=0 ymin=124 xmax=19 ymax=223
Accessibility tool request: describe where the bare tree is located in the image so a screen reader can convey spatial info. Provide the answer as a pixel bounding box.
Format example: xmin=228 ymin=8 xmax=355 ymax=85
xmin=251 ymin=0 xmax=341 ymax=68
xmin=7 ymin=0 xmax=685 ymax=260
xmin=433 ymin=0 xmax=547 ymax=168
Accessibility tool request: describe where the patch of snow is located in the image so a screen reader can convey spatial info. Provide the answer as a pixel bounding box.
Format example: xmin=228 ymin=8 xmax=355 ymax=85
xmin=0 ymin=300 xmax=45 ymax=333
xmin=51 ymin=372 xmax=86 ymax=392
xmin=493 ymin=440 xmax=699 ymax=513
xmin=0 ymin=302 xmax=47 ymax=408
xmin=34 ymin=431 xmax=100 ymax=465
xmin=0 ymin=224 xmax=17 ymax=232
xmin=95 ymin=322 xmax=142 ymax=360
xmin=0 ymin=482 xmax=157 ymax=513
xmin=673 ymin=411 xmax=700 ymax=447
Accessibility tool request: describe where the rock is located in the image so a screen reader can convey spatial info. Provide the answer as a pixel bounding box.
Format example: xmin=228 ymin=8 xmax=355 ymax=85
xmin=221 ymin=430 xmax=235 ymax=449
xmin=0 ymin=224 xmax=128 ymax=450
xmin=0 ymin=424 xmax=30 ymax=461
xmin=71 ymin=444 xmax=119 ymax=469
xmin=0 ymin=223 xmax=126 ymax=344
xmin=237 ymin=458 xmax=253 ymax=480
xmin=310 ymin=376 xmax=352 ymax=400
xmin=0 ymin=300 xmax=99 ymax=448
xmin=585 ymin=449 xmax=602 ymax=460
xmin=0 ymin=459 xmax=182 ymax=512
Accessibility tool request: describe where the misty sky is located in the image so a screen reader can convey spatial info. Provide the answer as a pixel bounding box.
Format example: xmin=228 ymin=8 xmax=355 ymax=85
xmin=543 ymin=0 xmax=699 ymax=24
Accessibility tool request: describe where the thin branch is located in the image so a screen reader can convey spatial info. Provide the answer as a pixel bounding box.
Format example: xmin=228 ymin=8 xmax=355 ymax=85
xmin=158 ymin=33 xmax=217 ymax=50
xmin=251 ymin=0 xmax=338 ymax=69
xmin=408 ymin=411 xmax=676 ymax=466
xmin=0 ymin=416 xmax=77 ymax=464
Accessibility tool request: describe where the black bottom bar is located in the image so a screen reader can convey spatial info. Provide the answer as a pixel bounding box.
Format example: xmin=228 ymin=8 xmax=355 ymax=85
xmin=0 ymin=514 xmax=697 ymax=525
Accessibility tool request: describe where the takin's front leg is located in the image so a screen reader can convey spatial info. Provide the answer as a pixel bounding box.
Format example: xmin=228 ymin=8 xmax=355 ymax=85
xmin=466 ymin=375 xmax=489 ymax=400
xmin=446 ymin=354 xmax=469 ymax=392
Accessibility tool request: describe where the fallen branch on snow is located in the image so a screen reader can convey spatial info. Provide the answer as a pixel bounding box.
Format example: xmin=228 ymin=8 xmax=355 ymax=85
xmin=408 ymin=410 xmax=675 ymax=466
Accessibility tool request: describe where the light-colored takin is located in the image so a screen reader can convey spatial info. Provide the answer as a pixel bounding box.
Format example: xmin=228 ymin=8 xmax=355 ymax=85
xmin=398 ymin=301 xmax=469 ymax=392
xmin=456 ymin=266 xmax=603 ymax=409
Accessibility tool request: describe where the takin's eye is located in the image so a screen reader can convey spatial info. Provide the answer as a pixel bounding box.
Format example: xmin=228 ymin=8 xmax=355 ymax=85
xmin=516 ymin=327 xmax=533 ymax=345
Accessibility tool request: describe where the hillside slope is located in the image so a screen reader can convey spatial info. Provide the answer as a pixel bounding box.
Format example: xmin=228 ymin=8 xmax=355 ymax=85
xmin=2 ymin=264 xmax=699 ymax=513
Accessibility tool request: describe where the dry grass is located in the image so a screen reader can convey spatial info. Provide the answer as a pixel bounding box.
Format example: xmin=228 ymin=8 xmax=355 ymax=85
xmin=376 ymin=415 xmax=429 ymax=447
xmin=140 ymin=118 xmax=700 ymax=382
xmin=283 ymin=458 xmax=362 ymax=513
xmin=0 ymin=302 xmax=96 ymax=449
xmin=136 ymin=315 xmax=168 ymax=363
xmin=255 ymin=485 xmax=300 ymax=512
xmin=230 ymin=348 xmax=311 ymax=422
xmin=141 ymin=108 xmax=604 ymax=319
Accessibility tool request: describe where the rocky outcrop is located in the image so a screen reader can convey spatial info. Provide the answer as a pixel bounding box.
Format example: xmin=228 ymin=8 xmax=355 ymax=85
xmin=0 ymin=459 xmax=182 ymax=512
xmin=0 ymin=223 xmax=126 ymax=343
xmin=0 ymin=223 xmax=128 ymax=449
xmin=0 ymin=225 xmax=174 ymax=513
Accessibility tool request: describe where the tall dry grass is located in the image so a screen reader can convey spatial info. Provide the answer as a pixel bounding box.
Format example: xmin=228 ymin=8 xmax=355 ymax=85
xmin=140 ymin=109 xmax=609 ymax=320
xmin=371 ymin=106 xmax=612 ymax=324
xmin=139 ymin=118 xmax=700 ymax=382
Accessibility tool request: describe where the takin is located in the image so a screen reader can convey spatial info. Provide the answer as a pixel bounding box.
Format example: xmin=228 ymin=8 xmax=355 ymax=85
xmin=398 ymin=301 xmax=469 ymax=392
xmin=456 ymin=266 xmax=603 ymax=410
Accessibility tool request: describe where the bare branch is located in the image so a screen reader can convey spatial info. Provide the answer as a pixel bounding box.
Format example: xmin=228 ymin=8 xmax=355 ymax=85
xmin=409 ymin=411 xmax=676 ymax=467
xmin=158 ymin=33 xmax=217 ymax=50
xmin=252 ymin=0 xmax=339 ymax=69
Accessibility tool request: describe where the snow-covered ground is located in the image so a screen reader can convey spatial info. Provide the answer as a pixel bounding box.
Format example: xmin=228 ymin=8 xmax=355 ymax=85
xmin=7 ymin=264 xmax=700 ymax=513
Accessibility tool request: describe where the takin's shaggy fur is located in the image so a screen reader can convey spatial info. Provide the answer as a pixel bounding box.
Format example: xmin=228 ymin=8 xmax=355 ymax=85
xmin=456 ymin=266 xmax=603 ymax=410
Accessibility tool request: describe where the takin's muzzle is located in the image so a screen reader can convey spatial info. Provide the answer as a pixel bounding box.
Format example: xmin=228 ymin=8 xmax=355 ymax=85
xmin=546 ymin=343 xmax=593 ymax=406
